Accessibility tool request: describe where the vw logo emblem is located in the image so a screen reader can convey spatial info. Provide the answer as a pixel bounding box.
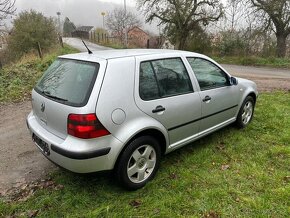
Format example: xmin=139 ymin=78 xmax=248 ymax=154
xmin=41 ymin=102 xmax=45 ymax=112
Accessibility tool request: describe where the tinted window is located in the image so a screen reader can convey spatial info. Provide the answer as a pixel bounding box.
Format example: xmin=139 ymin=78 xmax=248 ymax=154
xmin=139 ymin=62 xmax=159 ymax=100
xmin=35 ymin=59 xmax=99 ymax=106
xmin=139 ymin=58 xmax=193 ymax=100
xmin=187 ymin=58 xmax=229 ymax=91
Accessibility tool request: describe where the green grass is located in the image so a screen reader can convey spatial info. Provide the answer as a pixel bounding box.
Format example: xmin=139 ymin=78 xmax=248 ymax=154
xmin=0 ymin=92 xmax=289 ymax=217
xmin=212 ymin=56 xmax=290 ymax=69
xmin=0 ymin=45 xmax=79 ymax=103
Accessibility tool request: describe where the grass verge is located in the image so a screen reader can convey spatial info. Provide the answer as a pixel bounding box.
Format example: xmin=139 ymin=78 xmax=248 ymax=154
xmin=211 ymin=56 xmax=290 ymax=69
xmin=0 ymin=92 xmax=289 ymax=217
xmin=0 ymin=45 xmax=79 ymax=104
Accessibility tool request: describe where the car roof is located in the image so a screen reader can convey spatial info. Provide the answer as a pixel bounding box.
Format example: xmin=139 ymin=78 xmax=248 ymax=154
xmin=59 ymin=49 xmax=207 ymax=62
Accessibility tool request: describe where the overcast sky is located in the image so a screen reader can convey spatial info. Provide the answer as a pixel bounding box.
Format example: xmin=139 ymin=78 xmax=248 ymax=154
xmin=12 ymin=0 xmax=159 ymax=34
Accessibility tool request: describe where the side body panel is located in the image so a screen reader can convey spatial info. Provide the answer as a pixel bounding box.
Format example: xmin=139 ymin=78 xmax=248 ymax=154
xmin=96 ymin=57 xmax=169 ymax=165
xmin=198 ymin=86 xmax=240 ymax=132
xmin=184 ymin=56 xmax=241 ymax=135
xmin=134 ymin=54 xmax=202 ymax=147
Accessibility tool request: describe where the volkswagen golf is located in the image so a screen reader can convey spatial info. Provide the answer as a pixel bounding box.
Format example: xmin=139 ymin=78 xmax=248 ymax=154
xmin=27 ymin=49 xmax=258 ymax=190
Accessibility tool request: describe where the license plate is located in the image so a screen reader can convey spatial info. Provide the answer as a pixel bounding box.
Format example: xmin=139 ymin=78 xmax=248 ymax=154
xmin=32 ymin=134 xmax=50 ymax=156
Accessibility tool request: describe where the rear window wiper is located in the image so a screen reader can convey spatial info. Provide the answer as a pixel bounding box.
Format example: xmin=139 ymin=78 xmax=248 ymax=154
xmin=42 ymin=91 xmax=68 ymax=102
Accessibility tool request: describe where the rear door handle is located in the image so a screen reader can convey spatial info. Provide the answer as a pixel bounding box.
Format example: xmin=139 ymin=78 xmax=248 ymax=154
xmin=202 ymin=96 xmax=211 ymax=102
xmin=152 ymin=105 xmax=165 ymax=113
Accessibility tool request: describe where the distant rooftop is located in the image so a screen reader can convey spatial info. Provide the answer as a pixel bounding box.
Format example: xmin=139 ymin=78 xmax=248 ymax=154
xmin=75 ymin=26 xmax=94 ymax=32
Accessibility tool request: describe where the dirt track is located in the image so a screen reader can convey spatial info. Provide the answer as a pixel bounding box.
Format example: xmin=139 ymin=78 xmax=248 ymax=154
xmin=0 ymin=101 xmax=55 ymax=194
xmin=0 ymin=64 xmax=289 ymax=195
xmin=222 ymin=64 xmax=290 ymax=92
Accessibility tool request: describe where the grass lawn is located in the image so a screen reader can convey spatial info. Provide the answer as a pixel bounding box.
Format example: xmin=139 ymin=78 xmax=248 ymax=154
xmin=212 ymin=56 xmax=290 ymax=69
xmin=0 ymin=92 xmax=289 ymax=217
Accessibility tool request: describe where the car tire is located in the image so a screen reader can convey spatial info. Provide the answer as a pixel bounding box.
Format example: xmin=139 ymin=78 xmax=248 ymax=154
xmin=116 ymin=136 xmax=161 ymax=190
xmin=236 ymin=96 xmax=255 ymax=128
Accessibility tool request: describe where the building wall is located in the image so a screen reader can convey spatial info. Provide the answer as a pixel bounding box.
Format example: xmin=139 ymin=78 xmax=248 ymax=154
xmin=128 ymin=27 xmax=150 ymax=48
xmin=72 ymin=31 xmax=90 ymax=39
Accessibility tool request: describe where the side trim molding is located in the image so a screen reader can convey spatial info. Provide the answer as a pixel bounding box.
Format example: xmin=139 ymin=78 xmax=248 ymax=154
xmin=168 ymin=104 xmax=238 ymax=131
xmin=168 ymin=117 xmax=236 ymax=151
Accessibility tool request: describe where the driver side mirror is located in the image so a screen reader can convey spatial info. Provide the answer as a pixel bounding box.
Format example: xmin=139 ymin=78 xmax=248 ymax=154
xmin=230 ymin=77 xmax=238 ymax=85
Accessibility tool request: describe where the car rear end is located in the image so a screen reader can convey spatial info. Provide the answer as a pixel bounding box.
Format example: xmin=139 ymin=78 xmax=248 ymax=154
xmin=26 ymin=54 xmax=123 ymax=173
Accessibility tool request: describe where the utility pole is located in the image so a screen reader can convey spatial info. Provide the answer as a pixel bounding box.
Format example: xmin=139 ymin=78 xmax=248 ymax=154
xmin=56 ymin=12 xmax=61 ymax=35
xmin=56 ymin=12 xmax=63 ymax=47
xmin=124 ymin=0 xmax=128 ymax=48
xmin=101 ymin=12 xmax=105 ymax=29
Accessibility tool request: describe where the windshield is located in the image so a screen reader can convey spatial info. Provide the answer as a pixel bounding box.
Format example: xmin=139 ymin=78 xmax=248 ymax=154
xmin=35 ymin=58 xmax=99 ymax=107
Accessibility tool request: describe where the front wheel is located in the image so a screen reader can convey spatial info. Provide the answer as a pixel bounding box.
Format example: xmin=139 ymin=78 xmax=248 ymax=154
xmin=116 ymin=136 xmax=161 ymax=190
xmin=236 ymin=96 xmax=255 ymax=128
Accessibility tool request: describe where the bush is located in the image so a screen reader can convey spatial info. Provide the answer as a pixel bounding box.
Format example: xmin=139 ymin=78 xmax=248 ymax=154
xmin=216 ymin=31 xmax=247 ymax=56
xmin=0 ymin=45 xmax=78 ymax=103
xmin=5 ymin=10 xmax=58 ymax=62
xmin=186 ymin=30 xmax=212 ymax=54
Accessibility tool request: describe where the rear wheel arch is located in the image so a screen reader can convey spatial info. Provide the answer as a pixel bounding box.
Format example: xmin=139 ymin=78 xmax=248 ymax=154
xmin=113 ymin=128 xmax=167 ymax=170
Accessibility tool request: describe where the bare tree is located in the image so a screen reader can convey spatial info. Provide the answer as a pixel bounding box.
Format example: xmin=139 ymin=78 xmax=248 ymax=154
xmin=138 ymin=0 xmax=223 ymax=50
xmin=0 ymin=0 xmax=16 ymax=27
xmin=106 ymin=8 xmax=141 ymax=44
xmin=250 ymin=0 xmax=290 ymax=57
xmin=224 ymin=0 xmax=248 ymax=32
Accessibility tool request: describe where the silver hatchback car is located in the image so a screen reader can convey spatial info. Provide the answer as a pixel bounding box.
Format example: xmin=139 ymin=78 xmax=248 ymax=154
xmin=27 ymin=49 xmax=258 ymax=190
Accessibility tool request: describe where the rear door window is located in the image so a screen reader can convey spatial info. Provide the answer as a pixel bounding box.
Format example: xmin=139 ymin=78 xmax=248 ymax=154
xmin=139 ymin=58 xmax=193 ymax=100
xmin=35 ymin=58 xmax=99 ymax=106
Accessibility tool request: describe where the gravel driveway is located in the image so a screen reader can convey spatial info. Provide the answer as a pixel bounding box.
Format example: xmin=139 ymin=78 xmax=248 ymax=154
xmin=1 ymin=42 xmax=289 ymax=194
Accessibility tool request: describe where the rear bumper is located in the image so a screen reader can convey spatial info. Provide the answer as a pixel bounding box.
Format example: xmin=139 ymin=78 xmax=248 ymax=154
xmin=50 ymin=145 xmax=111 ymax=160
xmin=26 ymin=111 xmax=123 ymax=173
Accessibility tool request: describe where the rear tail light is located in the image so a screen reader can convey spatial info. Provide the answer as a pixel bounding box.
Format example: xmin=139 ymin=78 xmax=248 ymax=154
xmin=67 ymin=114 xmax=110 ymax=139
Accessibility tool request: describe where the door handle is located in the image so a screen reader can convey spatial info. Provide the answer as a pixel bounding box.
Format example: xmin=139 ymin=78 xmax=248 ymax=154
xmin=202 ymin=96 xmax=211 ymax=102
xmin=152 ymin=105 xmax=165 ymax=113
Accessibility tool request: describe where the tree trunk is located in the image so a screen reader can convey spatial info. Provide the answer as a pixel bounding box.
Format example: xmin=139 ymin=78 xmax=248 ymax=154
xmin=37 ymin=42 xmax=43 ymax=59
xmin=276 ymin=33 xmax=286 ymax=58
xmin=177 ymin=32 xmax=188 ymax=50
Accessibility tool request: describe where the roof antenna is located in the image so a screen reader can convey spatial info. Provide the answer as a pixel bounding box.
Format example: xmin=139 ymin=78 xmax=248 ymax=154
xmin=82 ymin=40 xmax=93 ymax=54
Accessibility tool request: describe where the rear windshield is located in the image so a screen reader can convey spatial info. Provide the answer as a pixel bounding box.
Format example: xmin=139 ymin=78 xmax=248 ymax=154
xmin=35 ymin=58 xmax=99 ymax=107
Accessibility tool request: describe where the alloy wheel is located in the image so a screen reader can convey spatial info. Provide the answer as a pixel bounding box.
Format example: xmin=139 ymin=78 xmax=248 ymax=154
xmin=241 ymin=101 xmax=253 ymax=125
xmin=127 ymin=145 xmax=156 ymax=183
